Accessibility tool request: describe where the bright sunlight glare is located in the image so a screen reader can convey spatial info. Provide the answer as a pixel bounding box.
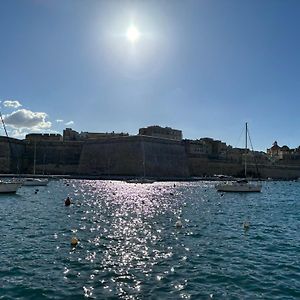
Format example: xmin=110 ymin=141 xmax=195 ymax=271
xmin=126 ymin=25 xmax=140 ymax=43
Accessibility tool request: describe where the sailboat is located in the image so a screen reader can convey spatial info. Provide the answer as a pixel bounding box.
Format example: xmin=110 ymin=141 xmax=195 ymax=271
xmin=215 ymin=123 xmax=262 ymax=192
xmin=22 ymin=140 xmax=49 ymax=186
xmin=126 ymin=138 xmax=155 ymax=184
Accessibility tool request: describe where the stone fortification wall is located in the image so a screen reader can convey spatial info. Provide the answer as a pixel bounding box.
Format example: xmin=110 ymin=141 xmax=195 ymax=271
xmin=188 ymin=157 xmax=243 ymax=177
xmin=1 ymin=134 xmax=300 ymax=179
xmin=188 ymin=157 xmax=300 ymax=179
xmin=23 ymin=141 xmax=83 ymax=175
xmin=0 ymin=137 xmax=25 ymax=173
xmin=143 ymin=136 xmax=189 ymax=177
xmin=78 ymin=136 xmax=189 ymax=177
xmin=0 ymin=138 xmax=10 ymax=173
xmin=258 ymin=164 xmax=300 ymax=179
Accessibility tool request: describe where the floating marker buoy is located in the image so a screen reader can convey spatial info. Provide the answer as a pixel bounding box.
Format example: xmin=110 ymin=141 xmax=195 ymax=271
xmin=71 ymin=237 xmax=78 ymax=246
xmin=175 ymin=220 xmax=183 ymax=228
xmin=65 ymin=197 xmax=71 ymax=206
xmin=243 ymin=222 xmax=250 ymax=230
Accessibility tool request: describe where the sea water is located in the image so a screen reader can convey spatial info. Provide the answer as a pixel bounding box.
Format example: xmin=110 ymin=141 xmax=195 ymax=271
xmin=0 ymin=180 xmax=300 ymax=299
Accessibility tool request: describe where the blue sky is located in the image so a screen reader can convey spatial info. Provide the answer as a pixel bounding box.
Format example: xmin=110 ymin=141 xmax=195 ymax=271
xmin=0 ymin=0 xmax=300 ymax=151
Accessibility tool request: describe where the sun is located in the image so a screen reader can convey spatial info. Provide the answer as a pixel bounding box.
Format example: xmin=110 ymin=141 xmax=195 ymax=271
xmin=126 ymin=25 xmax=140 ymax=43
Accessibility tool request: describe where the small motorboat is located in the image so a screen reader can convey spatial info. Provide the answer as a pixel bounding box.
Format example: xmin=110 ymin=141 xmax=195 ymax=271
xmin=126 ymin=178 xmax=155 ymax=184
xmin=215 ymin=179 xmax=262 ymax=192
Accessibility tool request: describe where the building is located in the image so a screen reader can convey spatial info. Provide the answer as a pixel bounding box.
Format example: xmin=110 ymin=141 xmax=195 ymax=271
xmin=80 ymin=131 xmax=129 ymax=140
xmin=139 ymin=125 xmax=182 ymax=141
xmin=25 ymin=133 xmax=62 ymax=142
xmin=199 ymin=138 xmax=227 ymax=159
xmin=267 ymin=141 xmax=291 ymax=160
xmin=267 ymin=141 xmax=300 ymax=161
xmin=63 ymin=128 xmax=128 ymax=141
xmin=63 ymin=128 xmax=81 ymax=141
xmin=183 ymin=139 xmax=212 ymax=156
xmin=183 ymin=137 xmax=229 ymax=159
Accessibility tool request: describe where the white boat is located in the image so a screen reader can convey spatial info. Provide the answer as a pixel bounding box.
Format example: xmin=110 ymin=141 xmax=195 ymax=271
xmin=126 ymin=178 xmax=155 ymax=184
xmin=215 ymin=179 xmax=262 ymax=192
xmin=22 ymin=178 xmax=49 ymax=186
xmin=0 ymin=181 xmax=22 ymax=193
xmin=20 ymin=140 xmax=49 ymax=186
xmin=215 ymin=123 xmax=262 ymax=193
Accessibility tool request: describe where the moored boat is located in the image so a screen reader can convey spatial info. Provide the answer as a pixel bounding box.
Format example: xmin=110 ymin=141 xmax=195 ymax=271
xmin=0 ymin=181 xmax=22 ymax=193
xmin=215 ymin=123 xmax=262 ymax=193
xmin=22 ymin=178 xmax=49 ymax=186
xmin=126 ymin=178 xmax=155 ymax=184
xmin=215 ymin=179 xmax=262 ymax=192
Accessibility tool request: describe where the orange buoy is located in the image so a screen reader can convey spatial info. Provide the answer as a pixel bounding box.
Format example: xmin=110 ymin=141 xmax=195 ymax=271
xmin=71 ymin=237 xmax=78 ymax=246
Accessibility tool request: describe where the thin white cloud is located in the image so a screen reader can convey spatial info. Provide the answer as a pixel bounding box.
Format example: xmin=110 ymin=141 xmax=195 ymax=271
xmin=9 ymin=128 xmax=29 ymax=139
xmin=65 ymin=121 xmax=74 ymax=126
xmin=3 ymin=100 xmax=22 ymax=108
xmin=56 ymin=119 xmax=64 ymax=123
xmin=3 ymin=109 xmax=51 ymax=130
xmin=9 ymin=128 xmax=60 ymax=140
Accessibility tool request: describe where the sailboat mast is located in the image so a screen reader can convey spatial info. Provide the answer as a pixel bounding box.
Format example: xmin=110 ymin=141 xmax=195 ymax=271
xmin=0 ymin=110 xmax=15 ymax=173
xmin=0 ymin=111 xmax=9 ymax=138
xmin=142 ymin=139 xmax=145 ymax=178
xmin=33 ymin=140 xmax=36 ymax=175
xmin=245 ymin=122 xmax=248 ymax=178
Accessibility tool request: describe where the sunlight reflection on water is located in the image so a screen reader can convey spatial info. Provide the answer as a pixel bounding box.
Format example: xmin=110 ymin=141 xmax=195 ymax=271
xmin=64 ymin=180 xmax=187 ymax=299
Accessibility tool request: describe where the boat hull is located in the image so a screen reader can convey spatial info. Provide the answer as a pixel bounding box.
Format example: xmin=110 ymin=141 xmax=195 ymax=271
xmin=215 ymin=183 xmax=262 ymax=192
xmin=0 ymin=182 xmax=22 ymax=193
xmin=22 ymin=179 xmax=49 ymax=186
xmin=126 ymin=178 xmax=155 ymax=184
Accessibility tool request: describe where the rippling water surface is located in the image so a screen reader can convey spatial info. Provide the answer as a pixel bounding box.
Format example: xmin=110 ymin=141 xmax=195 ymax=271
xmin=1 ymin=180 xmax=300 ymax=299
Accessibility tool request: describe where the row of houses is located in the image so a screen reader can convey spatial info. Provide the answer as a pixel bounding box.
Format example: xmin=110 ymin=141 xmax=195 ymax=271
xmin=267 ymin=141 xmax=300 ymax=161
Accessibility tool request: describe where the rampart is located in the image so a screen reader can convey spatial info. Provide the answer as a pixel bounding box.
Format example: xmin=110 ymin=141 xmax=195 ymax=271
xmin=1 ymin=134 xmax=300 ymax=179
xmin=188 ymin=157 xmax=300 ymax=179
xmin=78 ymin=135 xmax=189 ymax=177
xmin=0 ymin=137 xmax=25 ymax=173
xmin=23 ymin=140 xmax=83 ymax=175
